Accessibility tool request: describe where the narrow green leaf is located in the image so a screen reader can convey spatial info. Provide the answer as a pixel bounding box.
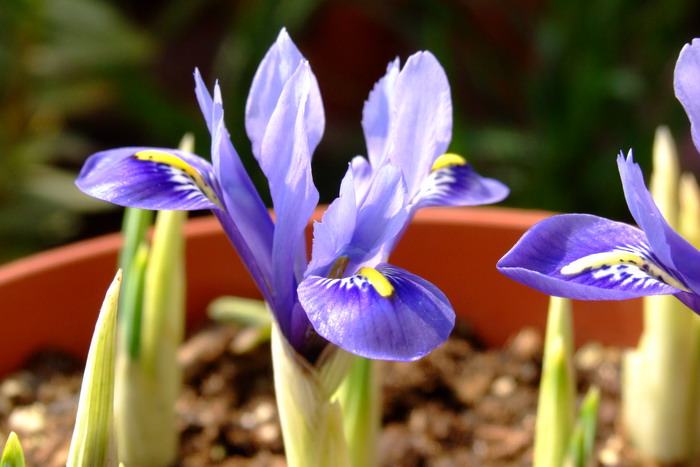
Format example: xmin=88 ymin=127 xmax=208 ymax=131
xmin=115 ymin=210 xmax=185 ymax=465
xmin=67 ymin=270 xmax=121 ymax=467
xmin=118 ymin=207 xmax=153 ymax=358
xmin=208 ymin=296 xmax=271 ymax=327
xmin=1 ymin=432 xmax=26 ymax=467
xmin=565 ymin=386 xmax=600 ymax=467
xmin=334 ymin=357 xmax=380 ymax=467
xmin=120 ymin=242 xmax=149 ymax=358
xmin=208 ymin=296 xmax=272 ymax=353
xmin=118 ymin=208 xmax=154 ymax=274
xmin=140 ymin=208 xmax=186 ymax=374
xmin=649 ymin=126 xmax=679 ymax=225
xmin=578 ymin=386 xmax=601 ymax=461
xmin=534 ymin=296 xmax=575 ymax=467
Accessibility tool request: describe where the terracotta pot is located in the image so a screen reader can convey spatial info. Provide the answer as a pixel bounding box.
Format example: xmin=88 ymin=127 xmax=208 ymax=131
xmin=0 ymin=206 xmax=642 ymax=377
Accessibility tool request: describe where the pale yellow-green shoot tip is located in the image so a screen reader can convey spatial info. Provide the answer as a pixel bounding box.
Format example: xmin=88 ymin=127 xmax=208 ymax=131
xmin=1 ymin=432 xmax=26 ymax=467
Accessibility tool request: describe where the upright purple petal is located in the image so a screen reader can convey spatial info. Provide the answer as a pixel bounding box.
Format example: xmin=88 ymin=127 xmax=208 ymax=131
xmin=76 ymin=147 xmax=222 ymax=211
xmin=617 ymin=152 xmax=700 ymax=293
xmin=298 ymin=263 xmax=455 ymax=361
xmin=245 ymin=28 xmax=324 ymax=162
xmin=194 ymin=68 xmax=215 ymax=133
xmin=674 ymin=39 xmax=700 ymax=153
xmin=348 ymin=164 xmax=408 ymax=268
xmin=362 ymin=58 xmax=400 ymax=168
xmin=213 ymin=209 xmax=274 ymax=306
xmin=380 ymin=52 xmax=452 ymax=198
xmin=306 ymin=164 xmax=408 ymax=278
xmin=348 ymin=155 xmax=373 ymax=202
xmin=497 ymin=214 xmax=684 ymax=300
xmin=261 ymin=62 xmax=320 ymax=334
xmin=195 ymin=79 xmax=276 ymax=283
xmin=306 ymin=168 xmax=358 ymax=277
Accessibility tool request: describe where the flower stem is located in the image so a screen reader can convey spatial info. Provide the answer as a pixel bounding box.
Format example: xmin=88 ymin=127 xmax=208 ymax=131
xmin=335 ymin=357 xmax=380 ymax=467
xmin=271 ymin=321 xmax=353 ymax=467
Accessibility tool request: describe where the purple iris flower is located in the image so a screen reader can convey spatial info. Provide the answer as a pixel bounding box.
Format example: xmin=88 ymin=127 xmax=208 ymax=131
xmin=498 ymin=39 xmax=700 ymax=313
xmin=76 ymin=29 xmax=508 ymax=362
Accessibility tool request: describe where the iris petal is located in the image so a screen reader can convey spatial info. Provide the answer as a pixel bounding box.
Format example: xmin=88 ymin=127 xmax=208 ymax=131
xmin=617 ymin=153 xmax=700 ymax=293
xmin=382 ymin=52 xmax=453 ymax=199
xmin=194 ymin=68 xmax=216 ymax=133
xmin=195 ymin=77 xmax=275 ymax=285
xmin=348 ymin=155 xmax=373 ymax=202
xmin=675 ymin=291 xmax=700 ymax=315
xmin=413 ymin=154 xmax=509 ymax=209
xmin=361 ymin=58 xmax=400 ymax=168
xmin=298 ymin=263 xmax=455 ymax=361
xmin=306 ymin=164 xmax=407 ymax=278
xmin=307 ymin=168 xmax=358 ymax=277
xmin=674 ymin=38 xmax=700 ymax=154
xmin=262 ymin=62 xmax=320 ymax=336
xmin=76 ymin=147 xmax=221 ymax=211
xmin=246 ymin=28 xmax=324 ymax=162
xmin=348 ymin=164 xmax=408 ymax=267
xmin=497 ymin=214 xmax=683 ymax=300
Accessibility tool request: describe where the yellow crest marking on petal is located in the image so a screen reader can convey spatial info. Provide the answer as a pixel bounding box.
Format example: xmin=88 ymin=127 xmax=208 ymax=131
xmin=134 ymin=150 xmax=223 ymax=209
xmin=328 ymin=256 xmax=350 ymax=279
xmin=431 ymin=153 xmax=467 ymax=173
xmin=560 ymin=251 xmax=689 ymax=291
xmin=357 ymin=267 xmax=394 ymax=298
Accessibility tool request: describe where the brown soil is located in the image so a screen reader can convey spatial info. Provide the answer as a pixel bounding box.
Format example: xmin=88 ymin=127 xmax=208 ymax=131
xmin=0 ymin=321 xmax=635 ymax=466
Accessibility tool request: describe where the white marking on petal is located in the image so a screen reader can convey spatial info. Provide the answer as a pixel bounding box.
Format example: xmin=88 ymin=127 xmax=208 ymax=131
xmin=134 ymin=150 xmax=223 ymax=209
xmin=560 ymin=247 xmax=689 ymax=292
xmin=415 ymin=165 xmax=460 ymax=202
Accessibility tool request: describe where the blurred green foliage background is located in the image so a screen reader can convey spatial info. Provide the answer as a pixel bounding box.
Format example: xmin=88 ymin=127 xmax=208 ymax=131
xmin=1 ymin=0 xmax=699 ymax=262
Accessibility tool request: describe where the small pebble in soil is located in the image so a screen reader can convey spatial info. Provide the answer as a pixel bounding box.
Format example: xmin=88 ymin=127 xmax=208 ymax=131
xmin=491 ymin=375 xmax=517 ymax=397
xmin=8 ymin=403 xmax=46 ymax=434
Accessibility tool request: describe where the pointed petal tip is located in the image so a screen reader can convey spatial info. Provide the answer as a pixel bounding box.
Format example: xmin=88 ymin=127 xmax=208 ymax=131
xmin=277 ymin=27 xmax=290 ymax=40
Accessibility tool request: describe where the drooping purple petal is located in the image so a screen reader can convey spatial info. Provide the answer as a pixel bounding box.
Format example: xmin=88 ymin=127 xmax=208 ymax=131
xmin=413 ymin=154 xmax=509 ymax=209
xmin=497 ymin=214 xmax=685 ymax=300
xmin=674 ymin=38 xmax=700 ymax=153
xmin=380 ymin=52 xmax=452 ymax=199
xmin=298 ymin=263 xmax=455 ymax=361
xmin=362 ymin=58 xmax=400 ymax=168
xmin=76 ymin=147 xmax=222 ymax=211
xmin=617 ymin=152 xmax=700 ymax=293
xmin=245 ymin=28 xmax=324 ymax=162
